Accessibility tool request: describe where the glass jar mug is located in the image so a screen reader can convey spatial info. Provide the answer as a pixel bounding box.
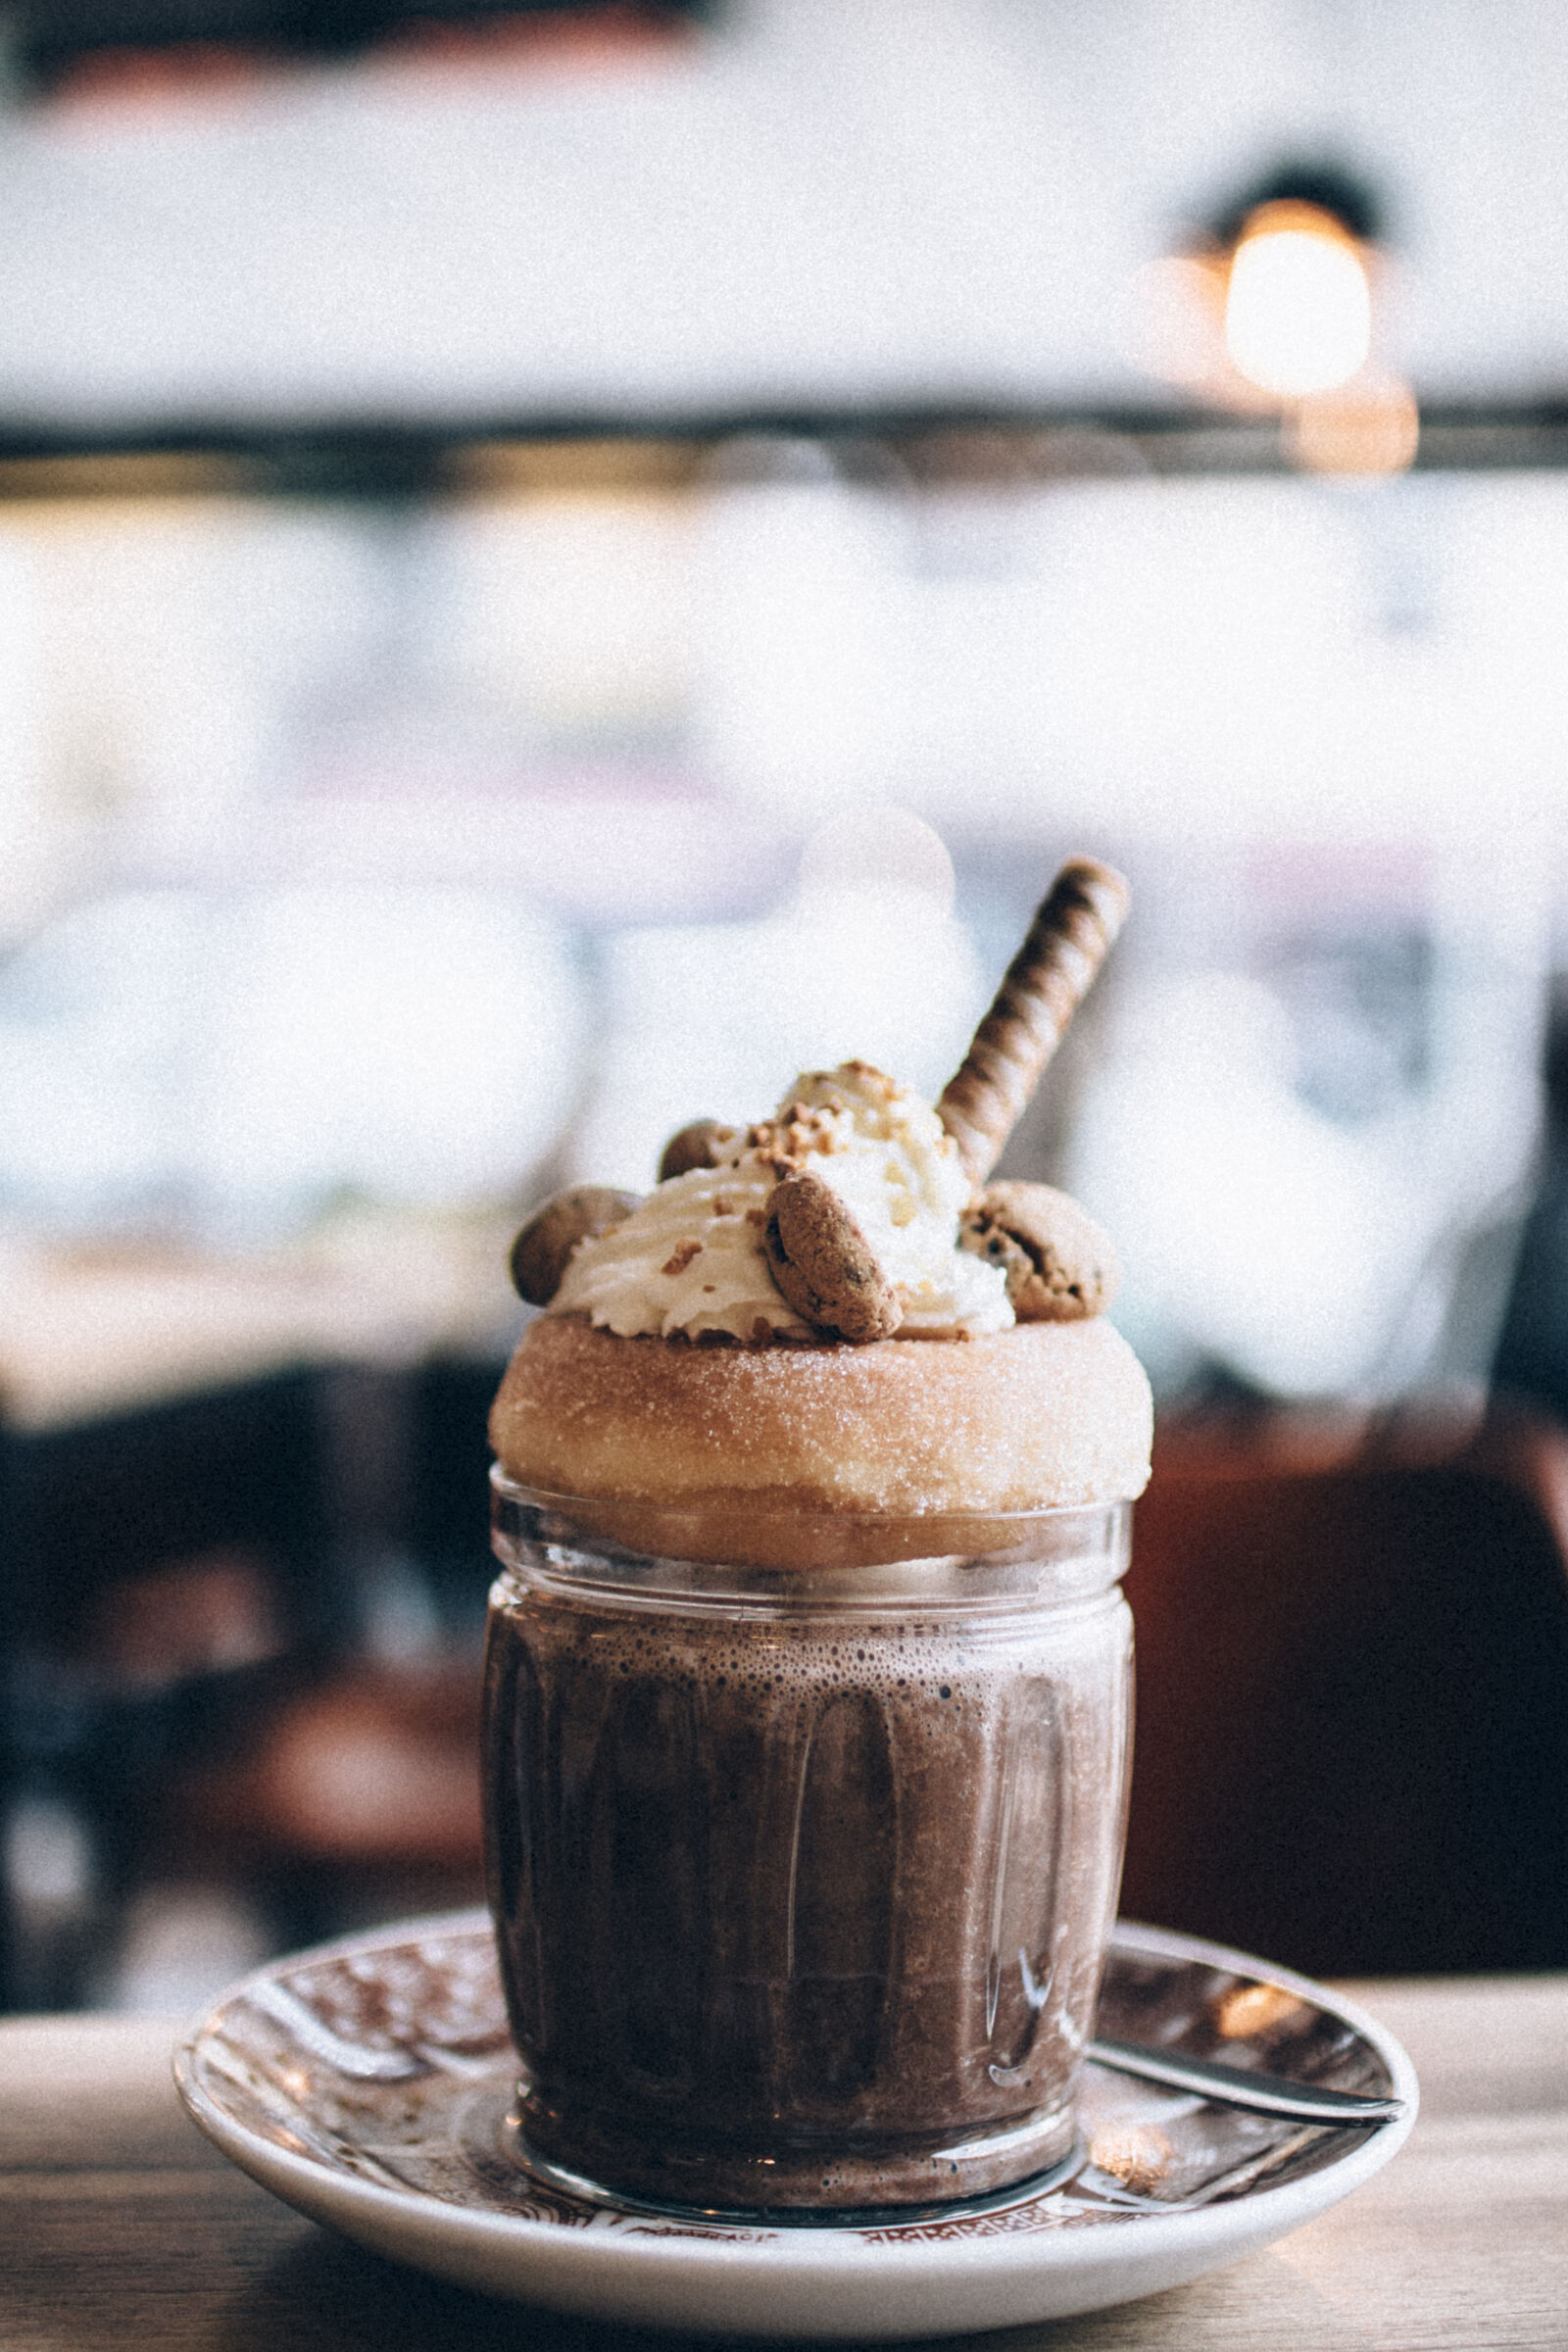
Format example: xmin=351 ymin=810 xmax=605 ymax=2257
xmin=483 ymin=1476 xmax=1134 ymax=2214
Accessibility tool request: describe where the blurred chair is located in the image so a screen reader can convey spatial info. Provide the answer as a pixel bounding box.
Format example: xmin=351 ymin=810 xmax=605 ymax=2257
xmin=170 ymin=1654 xmax=484 ymax=1953
xmin=407 ymin=1353 xmax=512 ymax=1642
xmin=0 ymin=1370 xmax=335 ymax=2008
xmin=139 ymin=1355 xmax=502 ymax=1959
xmin=0 ymin=1347 xmax=507 ymax=2008
xmin=1122 ymin=1406 xmax=1568 ymax=1977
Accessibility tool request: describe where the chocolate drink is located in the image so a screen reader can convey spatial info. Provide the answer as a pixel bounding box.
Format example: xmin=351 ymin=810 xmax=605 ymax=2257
xmin=484 ymin=878 xmax=1150 ymax=2212
xmin=483 ymin=1510 xmax=1133 ymax=2210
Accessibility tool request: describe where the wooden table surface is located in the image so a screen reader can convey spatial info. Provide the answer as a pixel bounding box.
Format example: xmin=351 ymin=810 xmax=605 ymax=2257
xmin=3 ymin=1976 xmax=1566 ymax=2351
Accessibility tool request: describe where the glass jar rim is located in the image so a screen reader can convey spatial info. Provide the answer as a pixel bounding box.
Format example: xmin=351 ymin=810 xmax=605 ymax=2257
xmin=491 ymin=1464 xmax=1133 ymax=1577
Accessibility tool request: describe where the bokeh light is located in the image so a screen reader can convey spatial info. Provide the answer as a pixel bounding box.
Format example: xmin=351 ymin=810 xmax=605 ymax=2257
xmin=1223 ymin=201 xmax=1373 ymax=399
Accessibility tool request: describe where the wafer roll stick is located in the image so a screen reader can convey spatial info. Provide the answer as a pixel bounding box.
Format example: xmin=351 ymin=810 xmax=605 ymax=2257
xmin=938 ymin=858 xmax=1129 ymax=1184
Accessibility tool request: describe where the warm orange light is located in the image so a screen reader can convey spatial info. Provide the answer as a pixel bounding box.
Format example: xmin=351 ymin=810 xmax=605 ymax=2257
xmin=1223 ymin=201 xmax=1373 ymax=399
xmin=1130 ymin=253 xmax=1231 ymax=389
xmin=1088 ymin=2124 xmax=1174 ymax=2194
xmin=1288 ymin=375 xmax=1420 ymax=476
xmin=1215 ymin=1982 xmax=1306 ymax=2039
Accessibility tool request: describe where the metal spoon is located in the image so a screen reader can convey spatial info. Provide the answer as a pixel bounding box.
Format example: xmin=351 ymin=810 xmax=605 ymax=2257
xmin=1087 ymin=2036 xmax=1404 ymax=2123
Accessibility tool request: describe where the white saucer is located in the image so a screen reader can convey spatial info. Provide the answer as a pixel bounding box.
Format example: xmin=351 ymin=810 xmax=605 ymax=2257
xmin=174 ymin=1909 xmax=1416 ymax=2339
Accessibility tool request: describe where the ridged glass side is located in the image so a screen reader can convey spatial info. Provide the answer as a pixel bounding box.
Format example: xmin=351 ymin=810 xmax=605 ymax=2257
xmin=482 ymin=1481 xmax=1133 ymax=2211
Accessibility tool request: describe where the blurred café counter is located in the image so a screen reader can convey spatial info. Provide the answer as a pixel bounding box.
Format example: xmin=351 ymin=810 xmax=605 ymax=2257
xmin=0 ymin=1213 xmax=522 ymax=1436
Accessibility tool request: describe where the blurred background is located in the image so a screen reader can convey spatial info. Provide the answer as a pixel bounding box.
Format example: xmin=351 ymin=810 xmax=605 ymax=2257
xmin=3 ymin=0 xmax=1568 ymax=2013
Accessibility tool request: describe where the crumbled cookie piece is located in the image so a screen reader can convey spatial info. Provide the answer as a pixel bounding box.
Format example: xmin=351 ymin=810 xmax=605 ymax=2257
xmin=510 ymin=1187 xmax=642 ymax=1307
xmin=662 ymin=1241 xmax=703 ymax=1277
xmin=658 ymin=1119 xmax=743 ymax=1182
xmin=747 ymin=1102 xmax=843 ymax=1179
xmin=763 ymin=1168 xmax=902 ymax=1344
xmin=959 ymin=1182 xmax=1118 ymax=1321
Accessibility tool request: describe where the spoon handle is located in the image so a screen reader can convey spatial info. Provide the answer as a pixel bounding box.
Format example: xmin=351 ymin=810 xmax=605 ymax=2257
xmin=1087 ymin=2036 xmax=1404 ymax=2123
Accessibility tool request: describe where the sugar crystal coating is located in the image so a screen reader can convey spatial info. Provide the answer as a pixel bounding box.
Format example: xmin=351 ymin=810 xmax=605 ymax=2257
xmin=491 ymin=1314 xmax=1152 ymax=1519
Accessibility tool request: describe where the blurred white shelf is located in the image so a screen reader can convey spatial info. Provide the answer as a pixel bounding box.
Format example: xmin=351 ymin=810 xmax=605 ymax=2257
xmin=2 ymin=0 xmax=1567 ymax=431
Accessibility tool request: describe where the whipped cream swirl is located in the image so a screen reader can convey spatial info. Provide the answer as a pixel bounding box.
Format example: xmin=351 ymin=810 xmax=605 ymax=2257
xmin=552 ymin=1062 xmax=1012 ymax=1342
